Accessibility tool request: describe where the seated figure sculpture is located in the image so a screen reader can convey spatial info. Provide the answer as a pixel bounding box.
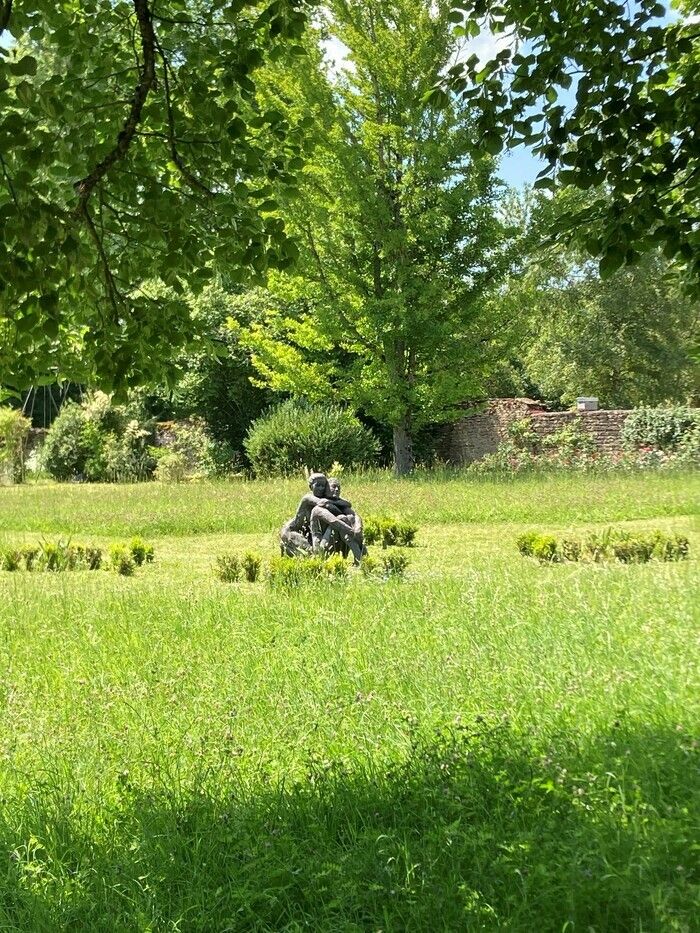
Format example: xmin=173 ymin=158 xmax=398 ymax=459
xmin=279 ymin=473 xmax=364 ymax=562
xmin=311 ymin=477 xmax=364 ymax=562
xmin=279 ymin=472 xmax=329 ymax=556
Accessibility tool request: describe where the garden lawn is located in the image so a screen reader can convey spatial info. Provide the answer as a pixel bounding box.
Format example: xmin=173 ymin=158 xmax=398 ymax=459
xmin=0 ymin=470 xmax=698 ymax=931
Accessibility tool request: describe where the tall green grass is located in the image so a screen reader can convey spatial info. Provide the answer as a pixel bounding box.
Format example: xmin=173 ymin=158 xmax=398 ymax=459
xmin=1 ymin=468 xmax=697 ymax=536
xmin=0 ymin=472 xmax=697 ymax=930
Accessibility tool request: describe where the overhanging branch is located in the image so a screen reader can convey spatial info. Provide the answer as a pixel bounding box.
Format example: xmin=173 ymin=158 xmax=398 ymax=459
xmin=0 ymin=0 xmax=12 ymax=34
xmin=73 ymin=0 xmax=156 ymax=214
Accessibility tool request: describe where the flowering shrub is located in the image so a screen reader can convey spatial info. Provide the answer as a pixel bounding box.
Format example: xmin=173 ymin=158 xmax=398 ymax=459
xmin=41 ymin=393 xmax=156 ymax=482
xmin=152 ymin=419 xmax=236 ymax=482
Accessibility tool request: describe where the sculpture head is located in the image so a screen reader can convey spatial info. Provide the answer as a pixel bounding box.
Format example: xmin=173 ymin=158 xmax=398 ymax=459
xmin=307 ymin=472 xmax=328 ymax=498
xmin=327 ymin=477 xmax=341 ymax=499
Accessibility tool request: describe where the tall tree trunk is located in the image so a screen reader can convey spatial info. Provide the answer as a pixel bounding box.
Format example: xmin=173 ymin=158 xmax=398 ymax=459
xmin=393 ymin=418 xmax=414 ymax=476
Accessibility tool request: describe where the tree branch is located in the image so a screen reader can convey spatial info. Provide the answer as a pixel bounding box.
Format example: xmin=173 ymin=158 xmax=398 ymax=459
xmin=82 ymin=203 xmax=122 ymax=314
xmin=0 ymin=154 xmax=19 ymax=208
xmin=155 ymin=39 xmax=215 ymax=195
xmin=0 ymin=0 xmax=11 ymax=34
xmin=73 ymin=0 xmax=156 ymax=213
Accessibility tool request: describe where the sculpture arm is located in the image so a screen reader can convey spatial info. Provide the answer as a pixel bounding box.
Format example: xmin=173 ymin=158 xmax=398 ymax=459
xmin=283 ymin=494 xmax=321 ymax=533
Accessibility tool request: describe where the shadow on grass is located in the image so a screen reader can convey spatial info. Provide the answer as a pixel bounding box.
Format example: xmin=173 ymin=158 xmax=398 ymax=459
xmin=1 ymin=723 xmax=697 ymax=931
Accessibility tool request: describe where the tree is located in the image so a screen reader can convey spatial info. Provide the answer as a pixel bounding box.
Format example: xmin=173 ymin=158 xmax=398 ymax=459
xmin=243 ymin=0 xmax=523 ymax=473
xmin=145 ymin=283 xmax=274 ymax=453
xmin=432 ymin=0 xmax=700 ymax=291
xmin=495 ymin=247 xmax=699 ymax=409
xmin=0 ymin=0 xmax=310 ymax=393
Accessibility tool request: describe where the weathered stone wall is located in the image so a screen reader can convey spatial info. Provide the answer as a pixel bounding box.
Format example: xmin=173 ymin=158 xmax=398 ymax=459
xmin=441 ymin=399 xmax=631 ymax=465
xmin=528 ymin=410 xmax=630 ymax=454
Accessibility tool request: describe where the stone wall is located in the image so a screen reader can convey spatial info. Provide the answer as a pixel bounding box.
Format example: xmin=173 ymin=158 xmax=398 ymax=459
xmin=527 ymin=410 xmax=630 ymax=454
xmin=440 ymin=399 xmax=631 ymax=465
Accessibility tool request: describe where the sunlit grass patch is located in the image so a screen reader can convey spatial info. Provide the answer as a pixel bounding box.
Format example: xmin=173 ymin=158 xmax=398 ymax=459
xmin=0 ymin=471 xmax=697 ymax=930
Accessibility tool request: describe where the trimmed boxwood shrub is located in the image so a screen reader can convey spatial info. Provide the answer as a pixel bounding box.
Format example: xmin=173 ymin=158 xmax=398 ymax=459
xmin=215 ymin=554 xmax=241 ymax=583
xmin=241 ymin=552 xmax=262 ymax=583
xmin=517 ymin=529 xmax=689 ymax=564
xmin=364 ymin=516 xmax=418 ymax=548
xmin=244 ymin=400 xmax=381 ymax=477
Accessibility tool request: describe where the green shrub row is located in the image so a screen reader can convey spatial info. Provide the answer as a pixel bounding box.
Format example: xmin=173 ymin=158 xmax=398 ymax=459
xmin=214 ymin=549 xmax=410 ymax=585
xmin=0 ymin=537 xmax=154 ymax=575
xmin=517 ymin=529 xmax=689 ymax=564
xmin=39 ymin=394 xmax=237 ymax=483
xmin=363 ymin=516 xmax=418 ymax=548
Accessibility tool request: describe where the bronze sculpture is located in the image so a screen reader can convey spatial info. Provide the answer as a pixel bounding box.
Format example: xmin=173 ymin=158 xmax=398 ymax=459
xmin=280 ymin=472 xmax=364 ymax=562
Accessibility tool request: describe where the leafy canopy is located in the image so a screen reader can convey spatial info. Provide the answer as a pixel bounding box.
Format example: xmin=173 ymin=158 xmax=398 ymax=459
xmin=431 ymin=0 xmax=700 ymax=290
xmin=0 ymin=0 xmax=310 ymax=393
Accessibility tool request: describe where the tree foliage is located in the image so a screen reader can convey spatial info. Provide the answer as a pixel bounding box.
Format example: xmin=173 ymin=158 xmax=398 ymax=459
xmin=244 ymin=0 xmax=524 ymax=473
xmin=434 ymin=0 xmax=700 ymax=290
xmin=145 ymin=283 xmax=274 ymax=452
xmin=500 ymin=248 xmax=699 ymax=409
xmin=0 ymin=0 xmax=310 ymax=392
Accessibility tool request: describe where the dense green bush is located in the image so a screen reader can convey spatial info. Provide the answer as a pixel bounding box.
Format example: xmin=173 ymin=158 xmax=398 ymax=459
xmin=244 ymin=400 xmax=381 ymax=477
xmin=531 ymin=534 xmax=558 ymax=562
xmin=109 ymin=545 xmax=135 ymax=576
xmin=517 ymin=529 xmax=689 ymax=564
xmin=0 ymin=548 xmax=22 ymax=571
xmin=0 ymin=407 xmax=32 ymax=483
xmin=360 ymin=554 xmax=380 ymax=576
xmin=380 ymin=550 xmax=410 ymax=577
xmin=622 ymin=407 xmax=699 ymax=452
xmin=41 ymin=393 xmax=156 ymax=482
xmin=129 ymin=537 xmax=154 ymax=566
xmin=364 ymin=516 xmax=418 ymax=548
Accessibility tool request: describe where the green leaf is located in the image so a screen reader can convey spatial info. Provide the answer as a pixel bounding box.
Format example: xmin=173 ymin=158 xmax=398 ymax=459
xmin=9 ymin=56 xmax=38 ymax=76
xmin=482 ymin=131 xmax=504 ymax=155
xmin=599 ymin=247 xmax=626 ymax=278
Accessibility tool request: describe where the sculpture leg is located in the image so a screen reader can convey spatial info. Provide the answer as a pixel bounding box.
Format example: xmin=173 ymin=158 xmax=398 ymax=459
xmin=311 ymin=507 xmax=363 ymax=562
xmin=280 ymin=531 xmax=312 ymax=557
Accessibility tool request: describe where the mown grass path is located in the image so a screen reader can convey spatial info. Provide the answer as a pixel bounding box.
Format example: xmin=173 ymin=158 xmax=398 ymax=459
xmin=0 ymin=471 xmax=698 ymax=931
